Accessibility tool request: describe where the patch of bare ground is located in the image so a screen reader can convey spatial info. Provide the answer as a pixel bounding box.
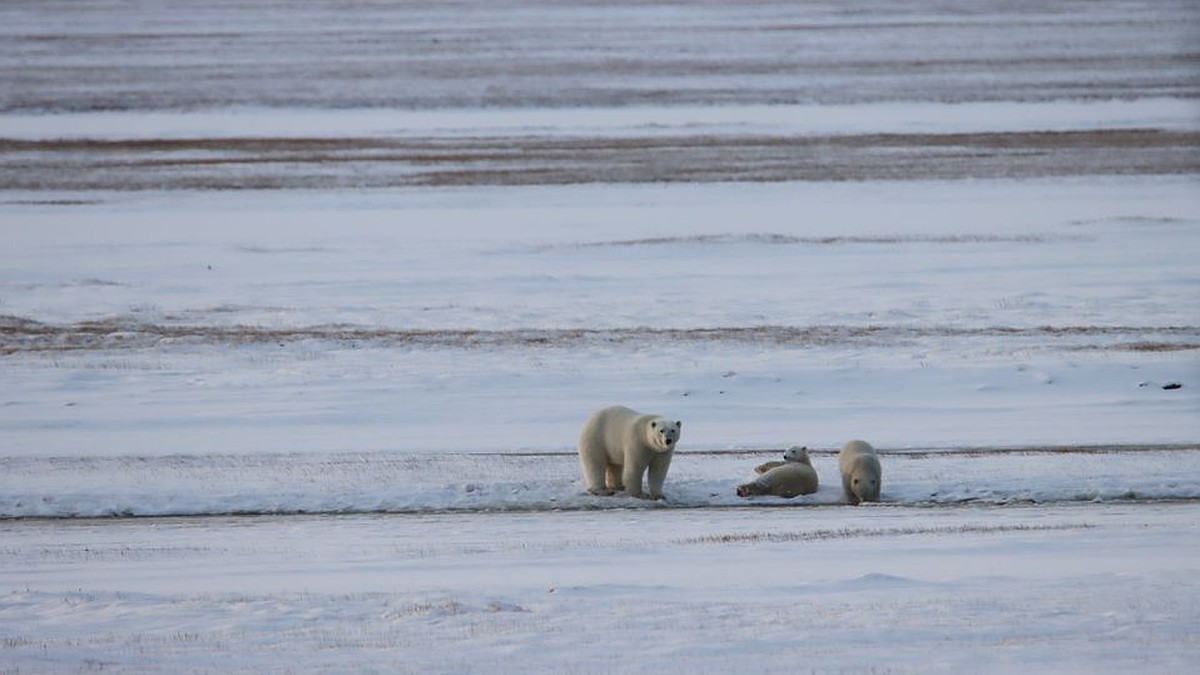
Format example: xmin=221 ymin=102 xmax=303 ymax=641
xmin=675 ymin=522 xmax=1096 ymax=546
xmin=1 ymin=129 xmax=1196 ymax=191
xmin=485 ymin=444 xmax=1200 ymax=458
xmin=0 ymin=198 xmax=102 ymax=206
xmin=1098 ymin=341 xmax=1197 ymax=352
xmin=563 ymin=233 xmax=1086 ymax=248
xmin=880 ymin=444 xmax=1200 ymax=458
xmin=1 ymin=317 xmax=1196 ymax=354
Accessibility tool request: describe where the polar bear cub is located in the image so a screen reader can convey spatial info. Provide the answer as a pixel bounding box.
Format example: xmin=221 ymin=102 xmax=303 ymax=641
xmin=753 ymin=445 xmax=812 ymax=474
xmin=578 ymin=405 xmax=681 ymax=500
xmin=838 ymin=439 xmax=882 ymax=505
xmin=737 ymin=446 xmax=819 ymax=498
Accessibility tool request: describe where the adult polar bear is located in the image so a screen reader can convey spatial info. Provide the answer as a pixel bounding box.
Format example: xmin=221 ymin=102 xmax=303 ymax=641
xmin=579 ymin=405 xmax=681 ymax=500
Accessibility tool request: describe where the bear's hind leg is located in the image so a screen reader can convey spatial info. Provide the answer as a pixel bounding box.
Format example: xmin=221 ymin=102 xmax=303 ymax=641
xmin=605 ymin=464 xmax=625 ymax=491
xmin=736 ymin=481 xmax=765 ymax=497
xmin=580 ymin=449 xmax=615 ymax=496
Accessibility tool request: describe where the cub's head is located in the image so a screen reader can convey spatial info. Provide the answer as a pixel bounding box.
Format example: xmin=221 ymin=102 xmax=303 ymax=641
xmin=783 ymin=446 xmax=811 ymax=465
xmin=647 ymin=418 xmax=682 ymax=452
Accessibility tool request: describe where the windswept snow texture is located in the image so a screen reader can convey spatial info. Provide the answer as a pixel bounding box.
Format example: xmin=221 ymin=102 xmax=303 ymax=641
xmin=2 ymin=447 xmax=1199 ymax=520
xmin=2 ymin=181 xmax=1196 ymax=457
xmin=2 ymin=0 xmax=1196 ymax=111
xmin=2 ymin=0 xmax=1199 ymax=672
xmin=2 ymin=504 xmax=1198 ymax=674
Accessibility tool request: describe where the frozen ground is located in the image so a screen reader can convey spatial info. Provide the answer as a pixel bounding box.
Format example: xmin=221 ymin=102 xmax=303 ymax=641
xmin=2 ymin=503 xmax=1198 ymax=673
xmin=2 ymin=0 xmax=1197 ymax=111
xmin=1 ymin=446 xmax=1199 ymax=519
xmin=2 ymin=179 xmax=1196 ymax=458
xmin=2 ymin=0 xmax=1199 ymax=672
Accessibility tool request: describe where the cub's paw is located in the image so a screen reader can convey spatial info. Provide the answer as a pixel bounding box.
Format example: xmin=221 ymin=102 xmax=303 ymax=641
xmin=755 ymin=461 xmax=786 ymax=474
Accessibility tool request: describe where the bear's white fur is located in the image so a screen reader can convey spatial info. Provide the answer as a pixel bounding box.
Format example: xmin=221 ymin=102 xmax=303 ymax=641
xmin=754 ymin=445 xmax=812 ymax=474
xmin=738 ymin=446 xmax=818 ymax=498
xmin=838 ymin=439 xmax=882 ymax=505
xmin=578 ymin=405 xmax=681 ymax=500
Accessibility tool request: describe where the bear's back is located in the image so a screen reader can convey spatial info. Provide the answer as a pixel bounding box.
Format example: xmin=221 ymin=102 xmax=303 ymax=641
xmin=762 ymin=462 xmax=819 ymax=497
xmin=838 ymin=440 xmax=876 ymax=472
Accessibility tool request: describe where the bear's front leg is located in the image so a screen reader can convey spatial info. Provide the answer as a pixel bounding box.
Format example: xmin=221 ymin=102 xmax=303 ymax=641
xmin=622 ymin=459 xmax=647 ymax=499
xmin=646 ymin=453 xmax=672 ymax=500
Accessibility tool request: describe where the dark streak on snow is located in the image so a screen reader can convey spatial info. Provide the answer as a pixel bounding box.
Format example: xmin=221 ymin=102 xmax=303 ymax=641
xmin=2 ymin=130 xmax=1196 ymax=191
xmin=2 ymin=316 xmax=1197 ymax=354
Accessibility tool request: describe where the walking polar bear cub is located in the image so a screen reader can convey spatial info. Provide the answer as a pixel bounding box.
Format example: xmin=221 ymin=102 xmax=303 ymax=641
xmin=838 ymin=439 xmax=882 ymax=504
xmin=578 ymin=405 xmax=681 ymax=500
xmin=737 ymin=446 xmax=819 ymax=498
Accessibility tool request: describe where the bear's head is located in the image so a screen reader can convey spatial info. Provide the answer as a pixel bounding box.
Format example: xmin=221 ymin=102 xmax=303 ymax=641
xmin=647 ymin=418 xmax=682 ymax=452
xmin=783 ymin=446 xmax=810 ymax=464
xmin=851 ymin=470 xmax=881 ymax=503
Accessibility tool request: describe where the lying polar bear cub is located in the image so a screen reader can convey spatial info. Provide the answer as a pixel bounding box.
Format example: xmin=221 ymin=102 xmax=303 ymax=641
xmin=578 ymin=405 xmax=681 ymax=500
xmin=737 ymin=446 xmax=819 ymax=498
xmin=752 ymin=445 xmax=812 ymax=474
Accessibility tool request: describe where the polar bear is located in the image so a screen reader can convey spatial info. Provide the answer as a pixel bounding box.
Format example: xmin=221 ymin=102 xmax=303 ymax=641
xmin=838 ymin=439 xmax=882 ymax=505
xmin=578 ymin=405 xmax=681 ymax=500
xmin=738 ymin=446 xmax=818 ymax=498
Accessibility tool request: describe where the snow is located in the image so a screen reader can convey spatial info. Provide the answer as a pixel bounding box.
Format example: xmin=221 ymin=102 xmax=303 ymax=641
xmin=3 ymin=179 xmax=1196 ymax=457
xmin=2 ymin=0 xmax=1199 ymax=671
xmin=3 ymin=98 xmax=1197 ymax=141
xmin=3 ymin=447 xmax=1200 ymax=519
xmin=6 ymin=190 xmax=1196 ymax=675
xmin=3 ymin=504 xmax=1198 ymax=673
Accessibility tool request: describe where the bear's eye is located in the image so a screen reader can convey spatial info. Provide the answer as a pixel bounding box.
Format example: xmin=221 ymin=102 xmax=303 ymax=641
xmin=853 ymin=478 xmax=859 ymax=485
xmin=651 ymin=421 xmax=657 ymax=428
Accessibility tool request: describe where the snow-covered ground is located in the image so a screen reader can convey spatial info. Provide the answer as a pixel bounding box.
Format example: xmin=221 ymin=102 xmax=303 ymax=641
xmin=3 ymin=178 xmax=1196 ymax=458
xmin=1 ymin=446 xmax=1198 ymax=519
xmin=3 ymin=0 xmax=1196 ymax=111
xmin=2 ymin=0 xmax=1199 ymax=672
xmin=2 ymin=503 xmax=1198 ymax=673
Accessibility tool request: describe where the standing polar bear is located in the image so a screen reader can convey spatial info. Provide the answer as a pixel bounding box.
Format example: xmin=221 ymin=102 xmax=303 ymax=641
xmin=578 ymin=405 xmax=681 ymax=500
xmin=838 ymin=439 xmax=882 ymax=505
xmin=737 ymin=446 xmax=819 ymax=498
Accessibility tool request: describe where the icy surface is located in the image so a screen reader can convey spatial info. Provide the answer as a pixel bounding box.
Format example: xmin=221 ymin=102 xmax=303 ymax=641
xmin=1 ymin=447 xmax=1199 ymax=519
xmin=4 ymin=98 xmax=1198 ymax=140
xmin=2 ymin=180 xmax=1197 ymax=457
xmin=3 ymin=0 xmax=1196 ymax=111
xmin=2 ymin=504 xmax=1198 ymax=673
